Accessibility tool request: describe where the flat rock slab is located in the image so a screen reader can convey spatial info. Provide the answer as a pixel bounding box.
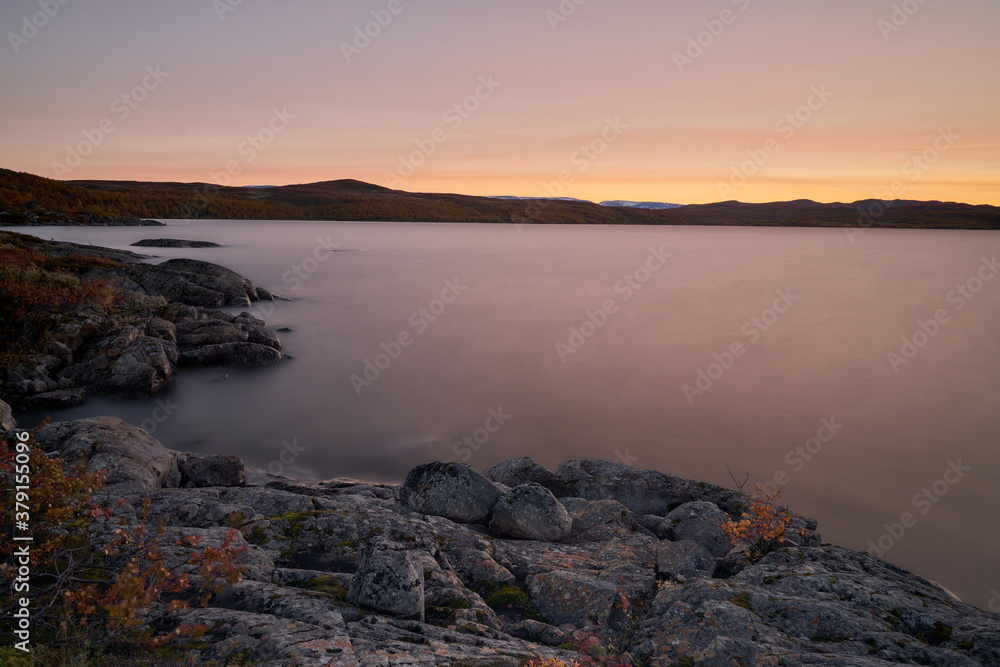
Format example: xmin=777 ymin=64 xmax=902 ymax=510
xmin=131 ymin=238 xmax=221 ymax=248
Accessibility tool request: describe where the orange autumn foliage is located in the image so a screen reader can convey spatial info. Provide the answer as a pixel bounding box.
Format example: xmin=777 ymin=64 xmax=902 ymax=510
xmin=721 ymin=484 xmax=791 ymax=563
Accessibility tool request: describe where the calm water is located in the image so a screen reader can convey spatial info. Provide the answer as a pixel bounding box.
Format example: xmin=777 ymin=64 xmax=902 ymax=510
xmin=9 ymin=220 xmax=1000 ymax=609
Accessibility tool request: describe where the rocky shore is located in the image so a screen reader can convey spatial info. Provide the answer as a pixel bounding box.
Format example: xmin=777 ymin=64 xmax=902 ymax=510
xmin=4 ymin=408 xmax=999 ymax=666
xmin=1 ymin=234 xmax=285 ymax=410
xmin=0 ymin=207 xmax=163 ymax=226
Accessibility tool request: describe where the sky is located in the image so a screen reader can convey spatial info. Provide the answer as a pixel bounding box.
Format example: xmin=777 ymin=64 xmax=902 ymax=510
xmin=1 ymin=0 xmax=998 ymax=205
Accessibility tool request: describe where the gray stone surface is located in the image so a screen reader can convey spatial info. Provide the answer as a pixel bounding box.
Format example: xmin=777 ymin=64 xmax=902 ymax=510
xmin=35 ymin=416 xmax=180 ymax=490
xmin=556 ymin=458 xmax=741 ymax=516
xmin=489 ymin=483 xmax=573 ymax=541
xmin=179 ymin=453 xmax=246 ymax=487
xmin=4 ymin=427 xmax=999 ymax=666
xmin=484 ymin=457 xmax=569 ymax=496
xmin=347 ymin=538 xmax=426 ymax=621
xmin=663 ymin=500 xmax=734 ymax=558
xmin=0 ymin=233 xmax=284 ymax=408
xmin=657 ymin=539 xmax=716 ymax=581
xmin=398 ymin=461 xmax=502 ymax=524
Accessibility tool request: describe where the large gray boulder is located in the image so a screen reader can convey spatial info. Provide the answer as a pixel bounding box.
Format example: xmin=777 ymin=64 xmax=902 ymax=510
xmin=556 ymin=459 xmax=739 ymax=516
xmin=663 ymin=500 xmax=734 ymax=558
xmin=178 ymin=453 xmax=246 ymax=488
xmin=483 ymin=457 xmax=569 ymax=496
xmin=35 ymin=416 xmax=180 ymax=490
xmin=488 ymin=483 xmax=573 ymax=541
xmin=105 ymin=337 xmax=178 ymax=396
xmin=399 ymin=461 xmax=501 ymax=524
xmin=147 ymin=258 xmax=261 ymax=307
xmin=347 ymin=538 xmax=425 ymax=621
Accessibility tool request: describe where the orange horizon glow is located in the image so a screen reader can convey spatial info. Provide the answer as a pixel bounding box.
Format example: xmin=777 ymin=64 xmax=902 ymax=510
xmin=2 ymin=1 xmax=997 ymax=207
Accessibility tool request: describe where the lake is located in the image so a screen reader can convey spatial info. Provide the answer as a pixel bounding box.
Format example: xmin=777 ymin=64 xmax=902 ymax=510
xmin=9 ymin=219 xmax=1000 ymax=610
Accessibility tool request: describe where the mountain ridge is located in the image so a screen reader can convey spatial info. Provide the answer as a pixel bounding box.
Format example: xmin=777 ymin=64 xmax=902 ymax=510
xmin=0 ymin=169 xmax=997 ymax=230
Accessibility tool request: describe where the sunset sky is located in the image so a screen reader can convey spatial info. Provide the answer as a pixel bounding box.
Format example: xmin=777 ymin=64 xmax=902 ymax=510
xmin=1 ymin=0 xmax=997 ymax=205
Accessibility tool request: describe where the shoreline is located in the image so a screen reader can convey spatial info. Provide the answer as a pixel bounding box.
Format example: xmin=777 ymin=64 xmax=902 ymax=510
xmin=4 ymin=412 xmax=999 ymax=665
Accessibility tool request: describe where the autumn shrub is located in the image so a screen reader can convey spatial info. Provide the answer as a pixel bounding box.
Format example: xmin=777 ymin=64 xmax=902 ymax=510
xmin=0 ymin=233 xmax=122 ymax=366
xmin=721 ymin=484 xmax=791 ymax=563
xmin=0 ymin=421 xmax=246 ymax=659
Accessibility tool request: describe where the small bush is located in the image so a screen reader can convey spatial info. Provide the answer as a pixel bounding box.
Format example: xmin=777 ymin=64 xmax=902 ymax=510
xmin=721 ymin=484 xmax=791 ymax=563
xmin=0 ymin=233 xmax=121 ymax=366
xmin=0 ymin=421 xmax=246 ymax=660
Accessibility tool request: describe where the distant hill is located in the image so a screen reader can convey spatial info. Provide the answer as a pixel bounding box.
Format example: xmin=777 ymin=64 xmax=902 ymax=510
xmin=600 ymin=200 xmax=683 ymax=210
xmin=0 ymin=169 xmax=997 ymax=230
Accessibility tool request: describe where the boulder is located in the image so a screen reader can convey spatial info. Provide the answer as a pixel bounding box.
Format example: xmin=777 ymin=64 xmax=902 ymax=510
xmin=557 ymin=459 xmax=738 ymax=517
xmin=483 ymin=457 xmax=569 ymax=496
xmin=347 ymin=538 xmax=425 ymax=621
xmin=22 ymin=387 xmax=87 ymax=410
xmin=104 ymin=337 xmax=178 ymax=396
xmin=663 ymin=500 xmax=734 ymax=558
xmin=155 ymin=258 xmax=261 ymax=306
xmin=656 ymin=539 xmax=716 ymax=581
xmin=35 ymin=416 xmax=180 ymax=490
xmin=179 ymin=454 xmax=246 ymax=488
xmin=489 ymin=483 xmax=573 ymax=541
xmin=102 ymin=258 xmax=262 ymax=309
xmin=399 ymin=461 xmax=501 ymax=524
